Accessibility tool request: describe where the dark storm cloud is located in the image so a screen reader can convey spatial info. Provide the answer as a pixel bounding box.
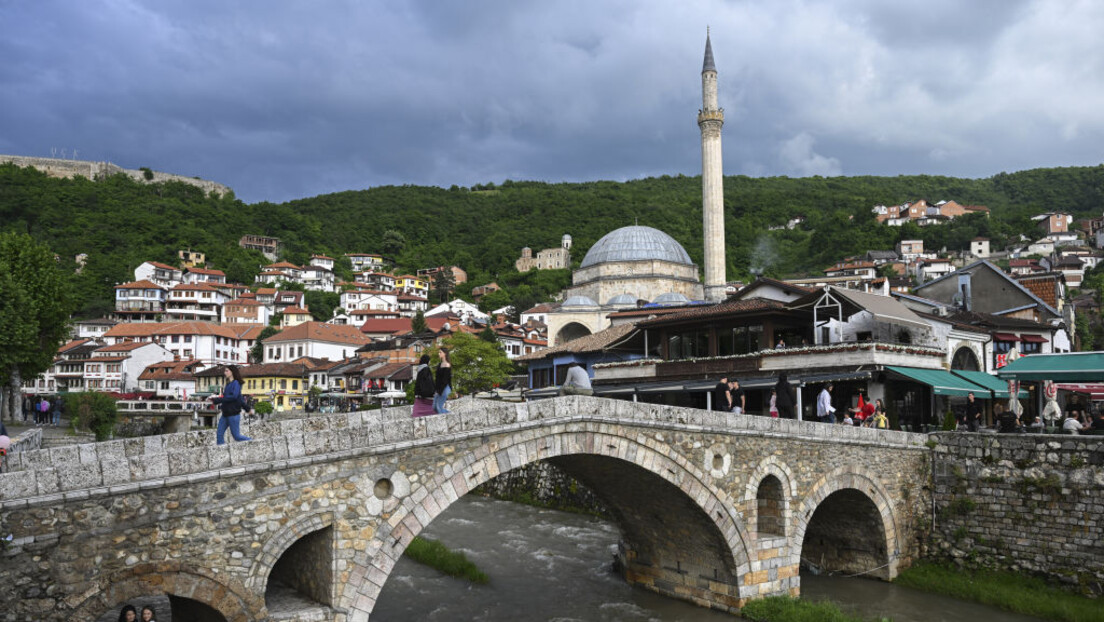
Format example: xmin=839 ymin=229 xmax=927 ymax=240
xmin=1 ymin=1 xmax=1102 ymax=203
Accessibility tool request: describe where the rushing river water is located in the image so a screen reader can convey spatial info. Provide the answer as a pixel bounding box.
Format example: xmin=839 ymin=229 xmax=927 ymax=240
xmin=374 ymin=496 xmax=1042 ymax=622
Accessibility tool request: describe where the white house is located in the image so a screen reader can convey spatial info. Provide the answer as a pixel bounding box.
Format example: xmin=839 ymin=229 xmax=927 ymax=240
xmin=970 ymin=238 xmax=990 ymax=258
xmin=114 ymin=280 xmax=167 ymax=322
xmin=263 ymin=321 xmax=373 ymax=363
xmin=88 ymin=341 xmax=175 ymax=393
xmin=103 ymin=321 xmax=253 ymax=366
xmin=397 ymin=294 xmax=429 ymax=317
xmin=310 ymin=254 xmax=335 ymax=271
xmin=426 ymin=299 xmax=489 ymax=325
xmin=134 ymin=261 xmax=183 ymax=289
xmin=138 ymin=359 xmax=209 ymax=399
xmin=341 ymin=289 xmax=398 ymax=312
xmin=346 ymin=253 xmax=388 ymax=273
xmin=301 ymin=264 xmax=335 ymax=292
xmin=182 ymin=267 xmax=227 ymax=285
xmin=164 ymin=283 xmax=228 ymax=322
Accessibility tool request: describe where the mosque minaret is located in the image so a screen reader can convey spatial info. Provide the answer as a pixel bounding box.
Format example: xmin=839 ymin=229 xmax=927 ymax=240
xmin=698 ymin=31 xmax=727 ymax=302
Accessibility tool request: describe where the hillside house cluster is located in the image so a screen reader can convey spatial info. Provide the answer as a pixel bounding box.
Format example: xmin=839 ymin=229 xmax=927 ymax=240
xmin=873 ymin=199 xmax=990 ymax=226
xmin=24 ymin=247 xmax=547 ymax=410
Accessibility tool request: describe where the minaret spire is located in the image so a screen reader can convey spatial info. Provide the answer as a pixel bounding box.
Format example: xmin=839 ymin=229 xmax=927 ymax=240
xmin=698 ymin=31 xmax=726 ymax=302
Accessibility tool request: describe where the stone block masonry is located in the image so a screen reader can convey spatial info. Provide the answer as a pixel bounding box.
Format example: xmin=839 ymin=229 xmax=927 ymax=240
xmin=0 ymin=397 xmax=930 ymax=620
xmin=929 ymin=432 xmax=1104 ymax=595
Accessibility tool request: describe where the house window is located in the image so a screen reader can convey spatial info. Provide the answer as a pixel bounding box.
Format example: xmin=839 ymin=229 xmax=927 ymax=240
xmin=717 ymin=325 xmax=764 ymax=356
xmin=1021 ymin=340 xmax=1042 ymax=354
xmin=280 ymin=379 xmax=287 ymax=390
xmin=667 ymin=329 xmax=709 ymax=359
xmin=292 ymin=380 xmax=299 ymax=390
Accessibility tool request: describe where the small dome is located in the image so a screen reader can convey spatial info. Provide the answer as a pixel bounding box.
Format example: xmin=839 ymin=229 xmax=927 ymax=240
xmin=653 ymin=292 xmax=690 ymax=305
xmin=606 ymin=293 xmax=637 ymax=306
xmin=562 ymin=295 xmax=599 ymax=307
xmin=580 ymin=226 xmax=694 ymax=268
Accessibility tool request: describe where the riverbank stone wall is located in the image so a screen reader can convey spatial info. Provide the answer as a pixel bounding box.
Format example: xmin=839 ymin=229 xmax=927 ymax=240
xmin=928 ymin=432 xmax=1104 ymax=596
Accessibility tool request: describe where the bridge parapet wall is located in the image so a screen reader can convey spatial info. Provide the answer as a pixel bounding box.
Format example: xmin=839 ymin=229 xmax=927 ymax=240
xmin=929 ymin=432 xmax=1104 ymax=595
xmin=0 ymin=397 xmax=925 ymax=506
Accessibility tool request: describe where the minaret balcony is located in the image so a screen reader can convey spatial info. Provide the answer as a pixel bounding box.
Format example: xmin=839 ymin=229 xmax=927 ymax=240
xmin=697 ymin=109 xmax=725 ymax=123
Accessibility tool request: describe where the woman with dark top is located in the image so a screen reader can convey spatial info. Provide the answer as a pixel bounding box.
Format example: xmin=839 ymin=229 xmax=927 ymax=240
xmin=434 ymin=347 xmax=453 ymax=414
xmin=412 ymin=354 xmax=436 ymax=417
xmin=774 ymin=373 xmax=795 ymax=419
xmin=117 ymin=605 xmax=137 ymax=622
xmin=209 ymin=365 xmax=251 ymax=445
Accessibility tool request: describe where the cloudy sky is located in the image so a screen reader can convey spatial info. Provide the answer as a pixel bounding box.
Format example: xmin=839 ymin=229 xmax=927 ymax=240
xmin=2 ymin=0 xmax=1103 ymax=204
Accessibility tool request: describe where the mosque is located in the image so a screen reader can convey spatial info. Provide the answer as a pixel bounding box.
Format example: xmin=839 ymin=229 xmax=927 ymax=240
xmin=538 ymin=34 xmax=728 ymax=345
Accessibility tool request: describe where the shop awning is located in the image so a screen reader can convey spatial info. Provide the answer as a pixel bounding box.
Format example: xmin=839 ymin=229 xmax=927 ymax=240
xmin=1019 ymin=334 xmax=1048 ymax=343
xmin=996 ymin=352 xmax=1104 ymax=382
xmin=1055 ymin=383 xmax=1104 ymax=399
xmin=886 ymin=366 xmax=989 ymax=397
xmin=992 ymin=333 xmax=1019 ymax=341
xmin=950 ymin=369 xmax=1027 ymax=399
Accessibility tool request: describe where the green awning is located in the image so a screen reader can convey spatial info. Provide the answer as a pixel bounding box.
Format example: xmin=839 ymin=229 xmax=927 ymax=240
xmin=886 ymin=366 xmax=989 ymax=397
xmin=950 ymin=370 xmax=1027 ymax=399
xmin=996 ymin=352 xmax=1104 ymax=382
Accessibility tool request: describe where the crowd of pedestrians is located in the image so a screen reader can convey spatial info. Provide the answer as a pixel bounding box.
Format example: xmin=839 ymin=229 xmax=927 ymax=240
xmin=711 ymin=374 xmax=889 ymax=428
xmin=20 ymin=394 xmax=63 ymax=427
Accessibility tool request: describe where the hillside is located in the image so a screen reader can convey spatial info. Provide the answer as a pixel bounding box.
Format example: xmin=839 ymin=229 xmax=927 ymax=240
xmin=2 ymin=162 xmax=1103 ymax=319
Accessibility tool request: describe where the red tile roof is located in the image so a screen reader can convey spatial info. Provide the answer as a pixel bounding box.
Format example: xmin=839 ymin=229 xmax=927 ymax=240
xmin=266 ymin=321 xmax=373 ymax=345
xmin=115 ymin=280 xmax=165 ymax=290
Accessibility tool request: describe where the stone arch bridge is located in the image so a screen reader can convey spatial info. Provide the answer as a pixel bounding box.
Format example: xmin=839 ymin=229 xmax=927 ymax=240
xmin=0 ymin=397 xmax=930 ymax=621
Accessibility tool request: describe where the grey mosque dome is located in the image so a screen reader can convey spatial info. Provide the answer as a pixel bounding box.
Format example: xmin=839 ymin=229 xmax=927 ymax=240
xmin=562 ymin=295 xmax=599 ymax=307
xmin=653 ymin=292 xmax=691 ymax=305
xmin=606 ymin=293 xmax=638 ymax=306
xmin=580 ymin=226 xmax=694 ymax=269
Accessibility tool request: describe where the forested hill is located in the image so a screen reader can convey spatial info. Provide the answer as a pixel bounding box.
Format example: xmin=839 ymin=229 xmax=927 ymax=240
xmin=2 ymin=162 xmax=1103 ymax=318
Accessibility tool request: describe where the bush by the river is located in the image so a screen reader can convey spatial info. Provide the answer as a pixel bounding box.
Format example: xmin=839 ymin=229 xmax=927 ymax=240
xmin=404 ymin=536 xmax=488 ymax=584
xmin=67 ymin=391 xmax=118 ymax=441
xmin=740 ymin=596 xmax=881 ymax=622
xmin=894 ymin=561 xmax=1102 ymax=622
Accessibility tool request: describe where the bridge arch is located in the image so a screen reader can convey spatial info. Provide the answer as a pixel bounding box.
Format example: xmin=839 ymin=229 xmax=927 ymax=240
xmin=71 ymin=562 xmax=261 ymax=622
xmin=339 ymin=428 xmax=754 ymax=620
xmin=743 ymin=457 xmax=798 ymax=539
xmin=792 ymin=465 xmax=901 ymax=581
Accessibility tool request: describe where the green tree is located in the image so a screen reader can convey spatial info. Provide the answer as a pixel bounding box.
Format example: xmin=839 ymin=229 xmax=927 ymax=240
xmin=432 ymin=332 xmax=512 ymax=395
xmin=411 ymin=310 xmax=429 ymax=334
xmin=381 ymin=229 xmax=406 ymax=257
xmin=68 ymin=391 xmax=118 ymax=441
xmin=432 ymin=269 xmax=456 ymax=303
xmin=479 ymin=325 xmax=498 ymax=343
xmin=251 ymin=325 xmax=280 ymax=363
xmin=0 ymin=232 xmax=72 ymax=421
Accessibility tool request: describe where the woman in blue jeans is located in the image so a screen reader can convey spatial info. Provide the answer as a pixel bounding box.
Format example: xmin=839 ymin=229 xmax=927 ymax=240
xmin=433 ymin=347 xmax=452 ymax=414
xmin=210 ymin=365 xmax=251 ymax=445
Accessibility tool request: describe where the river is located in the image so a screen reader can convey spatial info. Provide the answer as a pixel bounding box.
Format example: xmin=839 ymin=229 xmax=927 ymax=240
xmin=373 ymin=496 xmax=1042 ymax=621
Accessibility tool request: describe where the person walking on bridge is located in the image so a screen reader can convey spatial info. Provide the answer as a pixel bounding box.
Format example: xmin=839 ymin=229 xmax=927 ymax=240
xmin=774 ymin=373 xmax=795 ymax=419
xmin=434 ymin=347 xmax=453 ymax=413
xmin=210 ymin=365 xmax=251 ymax=445
xmin=817 ymin=383 xmax=836 ymax=424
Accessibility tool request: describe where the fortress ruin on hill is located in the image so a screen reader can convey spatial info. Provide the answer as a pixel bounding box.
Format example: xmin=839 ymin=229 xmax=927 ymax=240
xmin=0 ymin=154 xmax=231 ymax=196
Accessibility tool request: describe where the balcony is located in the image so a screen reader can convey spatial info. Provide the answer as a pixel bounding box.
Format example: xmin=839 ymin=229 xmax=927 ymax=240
xmin=594 ymin=342 xmax=946 ymax=384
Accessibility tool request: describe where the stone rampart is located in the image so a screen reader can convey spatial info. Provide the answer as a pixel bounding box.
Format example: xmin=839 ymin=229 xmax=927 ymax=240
xmin=1 ymin=155 xmax=231 ymax=196
xmin=929 ymin=432 xmax=1104 ymax=595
